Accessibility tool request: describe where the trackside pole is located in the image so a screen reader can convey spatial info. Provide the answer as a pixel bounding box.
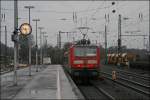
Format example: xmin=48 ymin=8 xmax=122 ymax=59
xmin=13 ymin=0 xmax=18 ymax=86
xmin=57 ymin=67 xmax=61 ymax=99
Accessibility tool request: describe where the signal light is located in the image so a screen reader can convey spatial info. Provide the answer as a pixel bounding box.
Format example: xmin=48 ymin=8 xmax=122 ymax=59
xmin=74 ymin=60 xmax=84 ymax=64
xmin=112 ymin=2 xmax=115 ymax=5
xmin=87 ymin=64 xmax=95 ymax=68
xmin=74 ymin=64 xmax=83 ymax=68
xmin=112 ymin=10 xmax=116 ymax=13
xmin=77 ymin=64 xmax=82 ymax=67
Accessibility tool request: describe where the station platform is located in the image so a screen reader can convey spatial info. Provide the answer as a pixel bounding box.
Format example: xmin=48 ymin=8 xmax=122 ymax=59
xmin=1 ymin=65 xmax=83 ymax=99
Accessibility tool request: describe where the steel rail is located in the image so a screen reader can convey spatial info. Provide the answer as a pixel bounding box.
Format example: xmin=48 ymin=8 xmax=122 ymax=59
xmin=78 ymin=85 xmax=115 ymax=100
xmin=91 ymin=82 xmax=116 ymax=100
xmin=62 ymin=66 xmax=85 ymax=99
xmin=116 ymin=68 xmax=150 ymax=79
xmin=102 ymin=72 xmax=150 ymax=96
xmin=118 ymin=73 xmax=150 ymax=86
xmin=0 ymin=70 xmax=12 ymax=75
xmin=103 ymin=66 xmax=150 ymax=80
xmin=77 ymin=86 xmax=90 ymax=99
xmin=102 ymin=72 xmax=150 ymax=88
xmin=0 ymin=65 xmax=29 ymax=75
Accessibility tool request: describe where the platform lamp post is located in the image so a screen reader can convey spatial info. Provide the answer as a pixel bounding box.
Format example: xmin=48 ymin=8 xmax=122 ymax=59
xmin=32 ymin=19 xmax=40 ymax=72
xmin=41 ymin=32 xmax=47 ymax=64
xmin=38 ymin=27 xmax=44 ymax=65
xmin=24 ymin=6 xmax=34 ymax=76
xmin=43 ymin=35 xmax=48 ymax=57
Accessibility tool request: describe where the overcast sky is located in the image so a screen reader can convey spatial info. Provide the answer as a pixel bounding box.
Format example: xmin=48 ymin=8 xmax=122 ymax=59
xmin=1 ymin=0 xmax=149 ymax=50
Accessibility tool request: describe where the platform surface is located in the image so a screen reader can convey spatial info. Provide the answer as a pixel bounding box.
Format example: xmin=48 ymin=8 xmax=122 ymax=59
xmin=1 ymin=65 xmax=80 ymax=99
xmin=14 ymin=65 xmax=78 ymax=99
xmin=1 ymin=65 xmax=42 ymax=99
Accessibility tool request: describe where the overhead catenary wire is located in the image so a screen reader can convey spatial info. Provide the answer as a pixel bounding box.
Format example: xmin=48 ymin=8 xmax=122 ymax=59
xmin=1 ymin=1 xmax=149 ymax=49
xmin=1 ymin=4 xmax=114 ymax=14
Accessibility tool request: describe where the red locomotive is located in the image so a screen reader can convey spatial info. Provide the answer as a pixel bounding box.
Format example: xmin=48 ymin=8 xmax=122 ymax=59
xmin=64 ymin=39 xmax=101 ymax=80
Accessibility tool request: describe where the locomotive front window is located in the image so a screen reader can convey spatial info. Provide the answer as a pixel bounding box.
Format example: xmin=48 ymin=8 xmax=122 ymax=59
xmin=86 ymin=48 xmax=96 ymax=56
xmin=74 ymin=47 xmax=97 ymax=56
xmin=74 ymin=47 xmax=85 ymax=56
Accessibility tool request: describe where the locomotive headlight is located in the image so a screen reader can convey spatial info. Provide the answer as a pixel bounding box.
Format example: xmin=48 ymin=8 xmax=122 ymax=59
xmin=87 ymin=60 xmax=97 ymax=64
xmin=74 ymin=60 xmax=84 ymax=64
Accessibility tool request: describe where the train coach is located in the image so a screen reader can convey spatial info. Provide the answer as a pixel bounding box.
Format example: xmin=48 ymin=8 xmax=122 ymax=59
xmin=64 ymin=40 xmax=101 ymax=80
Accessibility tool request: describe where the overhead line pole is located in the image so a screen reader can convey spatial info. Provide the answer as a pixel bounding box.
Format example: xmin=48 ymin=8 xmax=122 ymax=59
xmin=13 ymin=0 xmax=18 ymax=85
xmin=0 ymin=0 xmax=1 ymax=57
xmin=33 ymin=19 xmax=40 ymax=72
xmin=58 ymin=31 xmax=73 ymax=48
xmin=24 ymin=6 xmax=34 ymax=76
xmin=45 ymin=36 xmax=48 ymax=56
xmin=118 ymin=14 xmax=121 ymax=54
xmin=43 ymin=35 xmax=48 ymax=57
xmin=149 ymin=24 xmax=150 ymax=62
xmin=58 ymin=31 xmax=61 ymax=49
xmin=5 ymin=26 xmax=7 ymax=68
xmin=38 ymin=27 xmax=44 ymax=65
xmin=105 ymin=25 xmax=107 ymax=64
xmin=104 ymin=14 xmax=109 ymax=65
xmin=40 ymin=28 xmax=42 ymax=65
xmin=56 ymin=34 xmax=58 ymax=47
xmin=41 ymin=32 xmax=47 ymax=64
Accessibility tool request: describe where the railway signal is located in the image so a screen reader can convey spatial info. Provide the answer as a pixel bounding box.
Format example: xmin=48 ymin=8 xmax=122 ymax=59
xmin=12 ymin=29 xmax=19 ymax=42
xmin=112 ymin=2 xmax=115 ymax=5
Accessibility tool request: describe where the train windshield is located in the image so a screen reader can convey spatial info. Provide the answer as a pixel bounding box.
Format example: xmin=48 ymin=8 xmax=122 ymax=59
xmin=74 ymin=47 xmax=97 ymax=56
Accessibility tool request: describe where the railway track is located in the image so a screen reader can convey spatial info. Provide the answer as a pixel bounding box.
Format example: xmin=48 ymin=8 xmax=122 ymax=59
xmin=63 ymin=65 xmax=114 ymax=99
xmin=0 ymin=70 xmax=12 ymax=75
xmin=102 ymin=65 xmax=150 ymax=86
xmin=102 ymin=71 xmax=150 ymax=96
xmin=63 ymin=65 xmax=113 ymax=99
xmin=117 ymin=70 xmax=150 ymax=86
xmin=78 ymin=78 xmax=149 ymax=100
xmin=0 ymin=67 xmax=26 ymax=75
xmin=66 ymin=72 xmax=150 ymax=99
xmin=116 ymin=68 xmax=150 ymax=80
xmin=63 ymin=65 xmax=150 ymax=99
xmin=0 ymin=65 xmax=46 ymax=75
xmin=78 ymin=84 xmax=114 ymax=100
xmin=102 ymin=65 xmax=150 ymax=78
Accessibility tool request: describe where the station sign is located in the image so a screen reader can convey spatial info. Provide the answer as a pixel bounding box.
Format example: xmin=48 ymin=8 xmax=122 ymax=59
xmin=19 ymin=23 xmax=32 ymax=36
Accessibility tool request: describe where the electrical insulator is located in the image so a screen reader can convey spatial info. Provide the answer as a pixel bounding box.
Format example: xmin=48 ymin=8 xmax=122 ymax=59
xmin=112 ymin=2 xmax=115 ymax=5
xmin=112 ymin=10 xmax=116 ymax=13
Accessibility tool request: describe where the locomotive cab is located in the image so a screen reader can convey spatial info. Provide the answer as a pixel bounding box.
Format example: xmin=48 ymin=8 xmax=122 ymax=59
xmin=68 ymin=45 xmax=100 ymax=79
